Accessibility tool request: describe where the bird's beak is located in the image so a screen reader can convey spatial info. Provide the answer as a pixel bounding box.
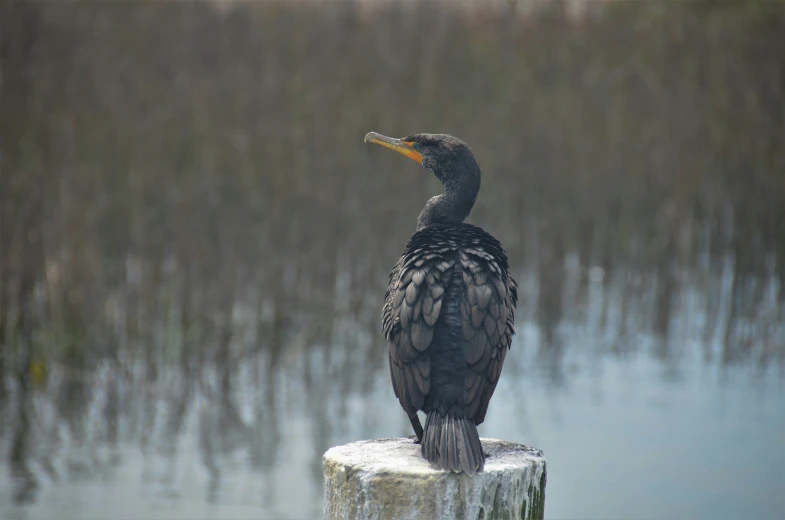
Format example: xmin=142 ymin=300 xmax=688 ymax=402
xmin=364 ymin=132 xmax=423 ymax=165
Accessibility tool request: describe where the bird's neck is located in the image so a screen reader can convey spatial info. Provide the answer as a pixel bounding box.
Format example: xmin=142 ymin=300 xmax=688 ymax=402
xmin=416 ymin=184 xmax=479 ymax=232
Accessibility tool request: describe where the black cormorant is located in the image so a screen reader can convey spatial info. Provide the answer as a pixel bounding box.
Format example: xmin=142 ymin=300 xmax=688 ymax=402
xmin=364 ymin=131 xmax=518 ymax=476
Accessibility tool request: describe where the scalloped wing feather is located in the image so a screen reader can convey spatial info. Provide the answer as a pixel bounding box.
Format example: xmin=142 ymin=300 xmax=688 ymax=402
xmin=383 ymin=238 xmax=452 ymax=416
xmin=383 ymin=224 xmax=517 ymax=422
xmin=459 ymin=238 xmax=517 ymax=426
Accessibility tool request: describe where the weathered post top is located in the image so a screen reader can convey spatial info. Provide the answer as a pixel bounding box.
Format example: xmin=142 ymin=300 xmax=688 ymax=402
xmin=323 ymin=437 xmax=546 ymax=520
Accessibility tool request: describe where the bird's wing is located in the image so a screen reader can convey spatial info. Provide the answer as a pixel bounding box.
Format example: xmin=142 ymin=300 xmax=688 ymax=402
xmin=383 ymin=244 xmax=452 ymax=417
xmin=459 ymin=245 xmax=518 ymax=425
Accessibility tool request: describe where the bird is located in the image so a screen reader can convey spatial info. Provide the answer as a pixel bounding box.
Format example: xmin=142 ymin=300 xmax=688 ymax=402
xmin=364 ymin=131 xmax=518 ymax=476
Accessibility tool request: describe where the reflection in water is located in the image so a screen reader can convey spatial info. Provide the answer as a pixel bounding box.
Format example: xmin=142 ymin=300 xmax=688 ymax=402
xmin=0 ymin=249 xmax=782 ymax=519
xmin=9 ymin=376 xmax=37 ymax=506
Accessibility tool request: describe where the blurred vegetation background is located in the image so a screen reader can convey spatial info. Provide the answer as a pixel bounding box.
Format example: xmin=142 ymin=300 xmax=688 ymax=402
xmin=0 ymin=0 xmax=783 ymax=516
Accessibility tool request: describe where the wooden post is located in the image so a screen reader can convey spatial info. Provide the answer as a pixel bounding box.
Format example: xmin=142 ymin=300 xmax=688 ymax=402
xmin=323 ymin=437 xmax=546 ymax=520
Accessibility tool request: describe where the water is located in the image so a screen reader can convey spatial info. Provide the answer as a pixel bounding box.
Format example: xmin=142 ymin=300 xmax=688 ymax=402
xmin=1 ymin=260 xmax=783 ymax=520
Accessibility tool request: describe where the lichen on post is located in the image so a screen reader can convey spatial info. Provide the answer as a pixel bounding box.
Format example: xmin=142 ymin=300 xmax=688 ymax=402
xmin=323 ymin=437 xmax=546 ymax=520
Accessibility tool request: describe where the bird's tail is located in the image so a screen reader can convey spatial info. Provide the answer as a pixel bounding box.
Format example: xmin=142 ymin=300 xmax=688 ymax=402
xmin=421 ymin=410 xmax=484 ymax=475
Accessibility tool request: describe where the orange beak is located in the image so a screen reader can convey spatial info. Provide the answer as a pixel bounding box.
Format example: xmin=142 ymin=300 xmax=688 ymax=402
xmin=364 ymin=132 xmax=423 ymax=165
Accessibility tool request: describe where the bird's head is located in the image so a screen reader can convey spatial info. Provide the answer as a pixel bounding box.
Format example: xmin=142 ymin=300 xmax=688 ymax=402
xmin=364 ymin=132 xmax=481 ymax=194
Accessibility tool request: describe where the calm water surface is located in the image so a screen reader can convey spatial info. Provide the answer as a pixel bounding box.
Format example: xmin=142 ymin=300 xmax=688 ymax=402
xmin=1 ymin=260 xmax=783 ymax=520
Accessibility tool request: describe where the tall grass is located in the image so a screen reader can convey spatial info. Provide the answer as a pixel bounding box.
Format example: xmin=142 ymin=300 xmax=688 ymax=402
xmin=0 ymin=0 xmax=783 ymax=391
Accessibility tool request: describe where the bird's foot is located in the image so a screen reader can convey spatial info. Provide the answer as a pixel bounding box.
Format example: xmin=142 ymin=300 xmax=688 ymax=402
xmin=409 ymin=414 xmax=424 ymax=444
